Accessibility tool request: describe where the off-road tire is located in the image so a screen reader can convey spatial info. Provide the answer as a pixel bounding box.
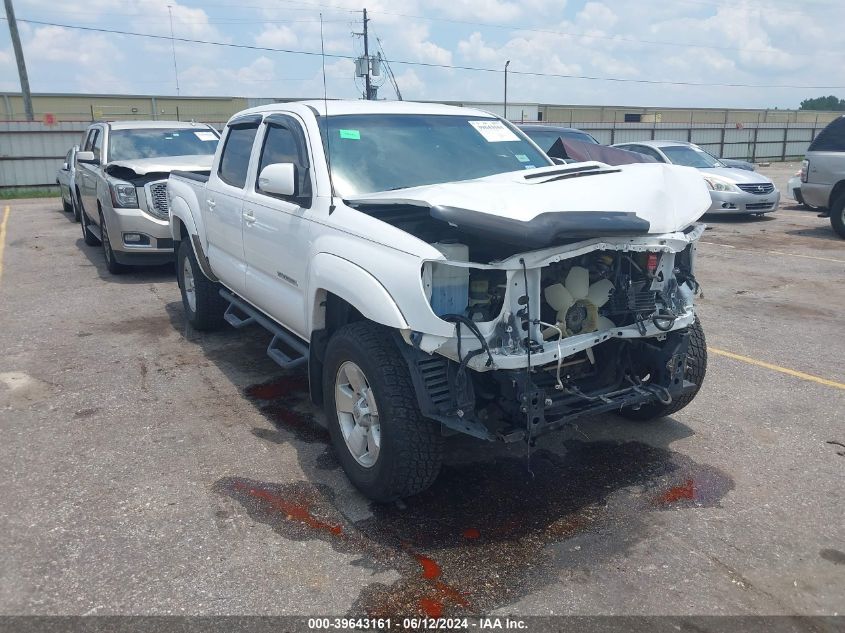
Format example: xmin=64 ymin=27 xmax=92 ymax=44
xmin=79 ymin=194 xmax=100 ymax=246
xmin=176 ymin=239 xmax=228 ymax=331
xmin=618 ymin=317 xmax=707 ymax=421
xmin=831 ymin=194 xmax=845 ymax=239
xmin=99 ymin=209 xmax=128 ymax=274
xmin=324 ymin=322 xmax=443 ymax=502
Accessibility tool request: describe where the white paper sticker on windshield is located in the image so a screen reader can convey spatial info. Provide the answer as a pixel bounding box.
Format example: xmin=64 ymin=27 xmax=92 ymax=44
xmin=469 ymin=120 xmax=519 ymax=142
xmin=194 ymin=131 xmax=217 ymax=141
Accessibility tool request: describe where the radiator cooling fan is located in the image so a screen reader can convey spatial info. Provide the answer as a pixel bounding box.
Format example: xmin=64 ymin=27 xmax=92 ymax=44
xmin=543 ymin=266 xmax=616 ymax=339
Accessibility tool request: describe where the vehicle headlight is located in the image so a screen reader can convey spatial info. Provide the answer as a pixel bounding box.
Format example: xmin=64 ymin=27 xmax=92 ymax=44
xmin=110 ymin=182 xmax=138 ymax=208
xmin=703 ymin=176 xmax=737 ymax=192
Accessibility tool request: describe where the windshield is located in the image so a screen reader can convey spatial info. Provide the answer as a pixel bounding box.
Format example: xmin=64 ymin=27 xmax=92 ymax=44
xmin=323 ymin=114 xmax=551 ymax=196
xmin=523 ymin=128 xmax=599 ymax=151
xmin=661 ymin=145 xmax=722 ymax=168
xmin=108 ymin=127 xmax=219 ymax=162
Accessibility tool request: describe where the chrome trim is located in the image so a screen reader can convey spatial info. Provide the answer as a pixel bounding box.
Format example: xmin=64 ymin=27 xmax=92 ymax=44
xmin=144 ymin=180 xmax=170 ymax=219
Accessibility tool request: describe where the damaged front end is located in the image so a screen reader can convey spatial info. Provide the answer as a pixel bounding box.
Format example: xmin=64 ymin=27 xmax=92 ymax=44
xmin=396 ymin=225 xmax=704 ymax=443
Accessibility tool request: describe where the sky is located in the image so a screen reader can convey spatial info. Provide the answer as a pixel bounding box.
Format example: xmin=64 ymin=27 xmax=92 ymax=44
xmin=1 ymin=0 xmax=844 ymax=109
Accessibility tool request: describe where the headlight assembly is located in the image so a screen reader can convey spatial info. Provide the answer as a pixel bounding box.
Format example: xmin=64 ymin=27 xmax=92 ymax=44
xmin=109 ymin=182 xmax=138 ymax=208
xmin=703 ymin=176 xmax=737 ymax=192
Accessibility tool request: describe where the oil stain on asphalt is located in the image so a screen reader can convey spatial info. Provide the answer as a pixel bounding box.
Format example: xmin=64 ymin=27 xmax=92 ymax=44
xmin=215 ymin=374 xmax=734 ymax=618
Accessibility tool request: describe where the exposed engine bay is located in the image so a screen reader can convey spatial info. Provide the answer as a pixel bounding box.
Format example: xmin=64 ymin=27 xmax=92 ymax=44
xmin=399 ymin=225 xmax=704 ymax=442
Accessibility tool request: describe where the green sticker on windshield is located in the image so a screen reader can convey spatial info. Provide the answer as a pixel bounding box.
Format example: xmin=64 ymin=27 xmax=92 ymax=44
xmin=516 ymin=154 xmax=530 ymax=162
xmin=339 ymin=129 xmax=360 ymax=140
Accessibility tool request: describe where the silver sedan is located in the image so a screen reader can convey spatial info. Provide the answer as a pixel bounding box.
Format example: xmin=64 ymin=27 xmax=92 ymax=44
xmin=613 ymin=140 xmax=780 ymax=215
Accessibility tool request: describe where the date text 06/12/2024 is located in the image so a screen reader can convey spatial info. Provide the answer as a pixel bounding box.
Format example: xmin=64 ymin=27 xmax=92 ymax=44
xmin=307 ymin=617 xmax=528 ymax=630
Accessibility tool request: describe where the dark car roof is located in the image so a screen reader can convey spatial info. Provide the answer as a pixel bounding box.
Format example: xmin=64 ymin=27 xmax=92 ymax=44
xmin=808 ymin=115 xmax=845 ymax=153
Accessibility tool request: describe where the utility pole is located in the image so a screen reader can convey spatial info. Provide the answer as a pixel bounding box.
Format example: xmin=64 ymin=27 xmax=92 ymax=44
xmin=3 ymin=0 xmax=34 ymax=121
xmin=362 ymin=8 xmax=372 ymax=100
xmin=503 ymin=60 xmax=510 ymax=121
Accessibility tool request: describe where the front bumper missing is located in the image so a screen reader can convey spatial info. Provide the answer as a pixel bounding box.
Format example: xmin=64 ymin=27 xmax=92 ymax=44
xmin=398 ymin=326 xmax=695 ymax=443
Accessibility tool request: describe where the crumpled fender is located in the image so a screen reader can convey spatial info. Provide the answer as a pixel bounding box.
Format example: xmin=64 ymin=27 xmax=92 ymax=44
xmin=308 ymin=253 xmax=408 ymax=332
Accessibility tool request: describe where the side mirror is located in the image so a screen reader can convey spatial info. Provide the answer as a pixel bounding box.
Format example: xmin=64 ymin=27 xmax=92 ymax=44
xmin=77 ymin=151 xmax=98 ymax=164
xmin=61 ymin=162 xmax=68 ymax=171
xmin=258 ymin=163 xmax=296 ymax=197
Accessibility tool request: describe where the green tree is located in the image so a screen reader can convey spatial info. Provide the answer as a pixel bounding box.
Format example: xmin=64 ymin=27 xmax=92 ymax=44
xmin=799 ymin=95 xmax=845 ymax=111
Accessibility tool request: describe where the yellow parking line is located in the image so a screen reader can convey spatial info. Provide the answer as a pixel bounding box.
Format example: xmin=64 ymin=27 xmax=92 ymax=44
xmin=700 ymin=241 xmax=845 ymax=264
xmin=710 ymin=347 xmax=845 ymax=390
xmin=0 ymin=205 xmax=10 ymax=285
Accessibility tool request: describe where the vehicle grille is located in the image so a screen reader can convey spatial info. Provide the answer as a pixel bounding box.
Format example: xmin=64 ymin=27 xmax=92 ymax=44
xmin=147 ymin=181 xmax=169 ymax=219
xmin=746 ymin=202 xmax=774 ymax=210
xmin=737 ymin=183 xmax=774 ymax=194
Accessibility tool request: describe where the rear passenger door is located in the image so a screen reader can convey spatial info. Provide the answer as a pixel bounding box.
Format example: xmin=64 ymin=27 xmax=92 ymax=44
xmin=242 ymin=114 xmax=314 ymax=338
xmin=205 ymin=117 xmax=261 ymax=294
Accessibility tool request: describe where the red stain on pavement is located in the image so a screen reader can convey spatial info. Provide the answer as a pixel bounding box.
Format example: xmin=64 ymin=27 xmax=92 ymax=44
xmin=432 ymin=581 xmax=469 ymax=608
xmin=245 ymin=375 xmax=308 ymax=400
xmin=419 ymin=598 xmax=443 ymax=618
xmin=232 ymin=481 xmax=344 ymax=537
xmin=655 ymin=479 xmax=695 ymax=505
xmin=415 ymin=554 xmax=441 ymax=580
xmin=463 ymin=528 xmax=480 ymax=540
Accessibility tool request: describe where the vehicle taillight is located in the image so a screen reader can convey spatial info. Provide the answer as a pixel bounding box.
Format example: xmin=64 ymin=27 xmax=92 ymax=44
xmin=647 ymin=252 xmax=659 ymax=274
xmin=801 ymin=159 xmax=809 ymax=183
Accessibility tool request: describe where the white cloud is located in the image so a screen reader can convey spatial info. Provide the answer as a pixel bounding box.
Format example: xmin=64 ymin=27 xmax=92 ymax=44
xmin=5 ymin=0 xmax=845 ymax=109
xmin=458 ymin=32 xmax=500 ymax=64
xmin=401 ymin=24 xmax=452 ymax=66
xmin=255 ymin=25 xmax=299 ymax=49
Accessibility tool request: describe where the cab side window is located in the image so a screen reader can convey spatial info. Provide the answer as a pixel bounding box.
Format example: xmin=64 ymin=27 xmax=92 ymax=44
xmin=218 ymin=123 xmax=259 ymax=188
xmin=256 ymin=121 xmax=312 ymax=205
xmin=83 ymin=129 xmax=97 ymax=151
xmin=91 ymin=129 xmax=103 ymax=162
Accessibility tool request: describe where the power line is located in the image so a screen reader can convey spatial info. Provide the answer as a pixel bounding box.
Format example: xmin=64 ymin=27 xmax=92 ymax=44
xmin=5 ymin=17 xmax=845 ymax=90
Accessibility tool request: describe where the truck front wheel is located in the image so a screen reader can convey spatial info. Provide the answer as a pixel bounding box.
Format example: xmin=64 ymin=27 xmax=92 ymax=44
xmin=176 ymin=240 xmax=228 ymax=331
xmin=618 ymin=318 xmax=707 ymax=421
xmin=323 ymin=322 xmax=443 ymax=502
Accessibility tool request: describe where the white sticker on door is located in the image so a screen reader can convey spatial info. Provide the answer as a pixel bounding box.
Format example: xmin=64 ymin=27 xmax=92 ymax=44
xmin=469 ymin=120 xmax=519 ymax=142
xmin=194 ymin=131 xmax=218 ymax=141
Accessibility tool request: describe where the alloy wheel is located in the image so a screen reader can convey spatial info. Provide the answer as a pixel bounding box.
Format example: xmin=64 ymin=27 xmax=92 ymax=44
xmin=334 ymin=361 xmax=381 ymax=468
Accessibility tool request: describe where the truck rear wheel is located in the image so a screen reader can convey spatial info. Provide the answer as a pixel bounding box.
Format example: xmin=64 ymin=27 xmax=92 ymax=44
xmin=618 ymin=318 xmax=707 ymax=421
xmin=176 ymin=240 xmax=228 ymax=331
xmin=323 ymin=322 xmax=443 ymax=502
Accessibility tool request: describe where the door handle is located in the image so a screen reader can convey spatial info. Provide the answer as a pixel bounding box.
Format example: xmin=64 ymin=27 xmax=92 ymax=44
xmin=206 ymin=199 xmax=216 ymax=209
xmin=243 ymin=209 xmax=256 ymax=225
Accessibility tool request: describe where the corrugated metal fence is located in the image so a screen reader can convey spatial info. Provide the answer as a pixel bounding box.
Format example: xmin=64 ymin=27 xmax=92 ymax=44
xmin=543 ymin=121 xmax=820 ymax=162
xmin=0 ymin=121 xmax=89 ymax=189
xmin=0 ymin=119 xmax=822 ymax=189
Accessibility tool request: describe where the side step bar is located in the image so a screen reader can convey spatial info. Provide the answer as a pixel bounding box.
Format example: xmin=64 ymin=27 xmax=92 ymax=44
xmin=219 ymin=289 xmax=309 ymax=369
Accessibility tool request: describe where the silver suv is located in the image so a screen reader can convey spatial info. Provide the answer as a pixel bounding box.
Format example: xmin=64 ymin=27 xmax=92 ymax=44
xmin=75 ymin=121 xmax=220 ymax=273
xmin=801 ymin=115 xmax=845 ymax=238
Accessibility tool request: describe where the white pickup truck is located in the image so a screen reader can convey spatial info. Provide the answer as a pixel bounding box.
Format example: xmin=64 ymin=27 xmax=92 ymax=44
xmin=168 ymin=100 xmax=711 ymax=501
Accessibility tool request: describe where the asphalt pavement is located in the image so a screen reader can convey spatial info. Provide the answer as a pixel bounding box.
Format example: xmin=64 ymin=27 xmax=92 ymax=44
xmin=0 ymin=163 xmax=843 ymax=620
